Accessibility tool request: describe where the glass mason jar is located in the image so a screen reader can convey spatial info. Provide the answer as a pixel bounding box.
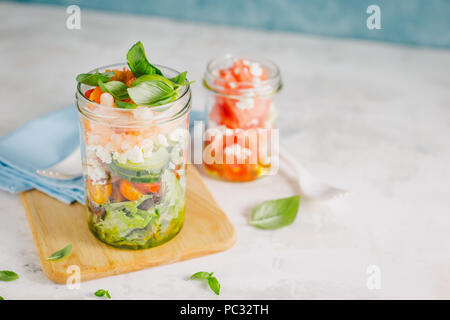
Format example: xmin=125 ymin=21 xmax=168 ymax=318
xmin=203 ymin=55 xmax=282 ymax=182
xmin=76 ymin=63 xmax=191 ymax=250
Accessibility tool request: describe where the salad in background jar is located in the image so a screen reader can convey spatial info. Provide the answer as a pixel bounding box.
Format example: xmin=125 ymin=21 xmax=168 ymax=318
xmin=76 ymin=42 xmax=191 ymax=249
xmin=203 ymin=55 xmax=282 ymax=181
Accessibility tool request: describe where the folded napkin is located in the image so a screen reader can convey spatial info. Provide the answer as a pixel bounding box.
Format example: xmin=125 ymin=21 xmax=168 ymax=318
xmin=0 ymin=106 xmax=204 ymax=204
xmin=0 ymin=106 xmax=84 ymax=203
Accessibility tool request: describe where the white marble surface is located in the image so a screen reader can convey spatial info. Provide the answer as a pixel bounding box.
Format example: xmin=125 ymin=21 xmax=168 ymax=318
xmin=1 ymin=3 xmax=450 ymax=299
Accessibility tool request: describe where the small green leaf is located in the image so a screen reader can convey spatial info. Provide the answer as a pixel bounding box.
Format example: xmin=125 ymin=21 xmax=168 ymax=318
xmin=95 ymin=289 xmax=111 ymax=299
xmin=98 ymin=80 xmax=130 ymax=100
xmin=208 ymin=277 xmax=220 ymax=295
xmin=127 ymin=41 xmax=162 ymax=77
xmin=169 ymin=71 xmax=187 ymax=85
xmin=0 ymin=271 xmax=18 ymax=282
xmin=115 ymin=100 xmax=138 ymax=109
xmin=0 ymin=296 xmax=4 ymax=300
xmin=47 ymin=244 xmax=72 ymax=261
xmin=127 ymin=80 xmax=175 ymax=106
xmin=190 ymin=271 xmax=212 ymax=280
xmin=131 ymin=74 xmax=175 ymax=88
xmin=250 ymin=195 xmax=301 ymax=230
xmin=76 ymin=71 xmax=114 ymax=86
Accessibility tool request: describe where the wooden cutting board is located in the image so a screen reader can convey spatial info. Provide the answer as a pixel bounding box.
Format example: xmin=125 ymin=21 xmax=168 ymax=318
xmin=21 ymin=165 xmax=236 ymax=284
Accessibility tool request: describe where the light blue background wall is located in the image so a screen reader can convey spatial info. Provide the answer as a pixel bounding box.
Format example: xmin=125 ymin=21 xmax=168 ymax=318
xmin=8 ymin=0 xmax=450 ymax=48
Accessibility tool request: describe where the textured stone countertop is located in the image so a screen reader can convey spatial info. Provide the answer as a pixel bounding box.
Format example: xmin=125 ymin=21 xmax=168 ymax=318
xmin=1 ymin=3 xmax=449 ymax=299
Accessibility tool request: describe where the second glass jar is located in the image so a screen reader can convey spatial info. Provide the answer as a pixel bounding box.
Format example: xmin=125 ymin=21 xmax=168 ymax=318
xmin=203 ymin=55 xmax=282 ymax=182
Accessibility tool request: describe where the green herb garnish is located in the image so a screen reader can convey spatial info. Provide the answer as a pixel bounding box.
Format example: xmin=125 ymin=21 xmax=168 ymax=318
xmin=115 ymin=100 xmax=138 ymax=109
xmin=94 ymin=289 xmax=111 ymax=299
xmin=76 ymin=71 xmax=114 ymax=86
xmin=127 ymin=80 xmax=176 ymax=106
xmin=249 ymin=195 xmax=300 ymax=229
xmin=190 ymin=271 xmax=221 ymax=295
xmin=169 ymin=71 xmax=188 ymax=85
xmin=0 ymin=296 xmax=4 ymax=300
xmin=127 ymin=41 xmax=162 ymax=77
xmin=47 ymin=244 xmax=72 ymax=261
xmin=98 ymin=80 xmax=130 ymax=100
xmin=0 ymin=271 xmax=18 ymax=282
xmin=76 ymin=41 xmax=191 ymax=108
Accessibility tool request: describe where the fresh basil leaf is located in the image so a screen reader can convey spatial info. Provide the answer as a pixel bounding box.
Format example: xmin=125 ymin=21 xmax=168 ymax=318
xmin=115 ymin=100 xmax=138 ymax=109
xmin=76 ymin=71 xmax=114 ymax=86
xmin=250 ymin=195 xmax=300 ymax=230
xmin=0 ymin=296 xmax=4 ymax=300
xmin=47 ymin=244 xmax=72 ymax=261
xmin=131 ymin=74 xmax=175 ymax=88
xmin=0 ymin=271 xmax=18 ymax=282
xmin=208 ymin=277 xmax=220 ymax=295
xmin=169 ymin=71 xmax=187 ymax=85
xmin=127 ymin=80 xmax=175 ymax=106
xmin=127 ymin=41 xmax=162 ymax=77
xmin=98 ymin=80 xmax=130 ymax=100
xmin=190 ymin=271 xmax=212 ymax=280
xmin=95 ymin=289 xmax=111 ymax=299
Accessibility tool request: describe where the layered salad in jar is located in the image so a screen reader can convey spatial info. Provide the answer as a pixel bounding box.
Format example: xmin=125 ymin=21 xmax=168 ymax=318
xmin=76 ymin=42 xmax=191 ymax=249
xmin=203 ymin=56 xmax=281 ymax=181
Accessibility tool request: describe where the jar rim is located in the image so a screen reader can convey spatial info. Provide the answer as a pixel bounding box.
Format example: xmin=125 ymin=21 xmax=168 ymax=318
xmin=203 ymin=54 xmax=282 ymax=98
xmin=76 ymin=63 xmax=191 ymax=127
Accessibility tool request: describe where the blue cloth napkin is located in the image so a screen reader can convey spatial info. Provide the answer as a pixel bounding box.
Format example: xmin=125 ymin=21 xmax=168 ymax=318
xmin=0 ymin=106 xmax=204 ymax=204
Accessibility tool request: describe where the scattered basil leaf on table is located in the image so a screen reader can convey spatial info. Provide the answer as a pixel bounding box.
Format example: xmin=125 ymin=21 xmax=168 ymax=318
xmin=127 ymin=41 xmax=162 ymax=77
xmin=189 ymin=271 xmax=221 ymax=295
xmin=250 ymin=195 xmax=301 ymax=230
xmin=76 ymin=71 xmax=114 ymax=86
xmin=190 ymin=271 xmax=213 ymax=280
xmin=115 ymin=100 xmax=138 ymax=109
xmin=95 ymin=289 xmax=111 ymax=299
xmin=47 ymin=244 xmax=72 ymax=261
xmin=0 ymin=296 xmax=4 ymax=300
xmin=0 ymin=271 xmax=18 ymax=282
xmin=98 ymin=80 xmax=130 ymax=100
xmin=207 ymin=277 xmax=221 ymax=295
xmin=127 ymin=80 xmax=175 ymax=106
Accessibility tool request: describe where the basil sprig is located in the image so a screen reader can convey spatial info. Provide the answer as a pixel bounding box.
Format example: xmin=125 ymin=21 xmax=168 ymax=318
xmin=127 ymin=41 xmax=162 ymax=77
xmin=249 ymin=195 xmax=301 ymax=229
xmin=169 ymin=71 xmax=188 ymax=85
xmin=127 ymin=80 xmax=176 ymax=106
xmin=190 ymin=271 xmax=221 ymax=295
xmin=115 ymin=100 xmax=138 ymax=109
xmin=98 ymin=80 xmax=130 ymax=100
xmin=0 ymin=271 xmax=19 ymax=282
xmin=76 ymin=71 xmax=114 ymax=86
xmin=47 ymin=244 xmax=72 ymax=261
xmin=95 ymin=289 xmax=111 ymax=299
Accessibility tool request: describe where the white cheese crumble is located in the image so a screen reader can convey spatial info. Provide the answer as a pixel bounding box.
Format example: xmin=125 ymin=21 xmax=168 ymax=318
xmin=112 ymin=151 xmax=127 ymax=164
xmin=96 ymin=145 xmax=112 ymax=164
xmin=133 ymin=107 xmax=154 ymax=121
xmin=249 ymin=62 xmax=263 ymax=77
xmin=125 ymin=145 xmax=144 ymax=163
xmin=157 ymin=134 xmax=169 ymax=147
xmin=224 ymin=143 xmax=252 ymax=159
xmin=236 ymin=98 xmax=255 ymax=110
xmin=169 ymin=128 xmax=186 ymax=143
xmin=141 ymin=139 xmax=154 ymax=158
